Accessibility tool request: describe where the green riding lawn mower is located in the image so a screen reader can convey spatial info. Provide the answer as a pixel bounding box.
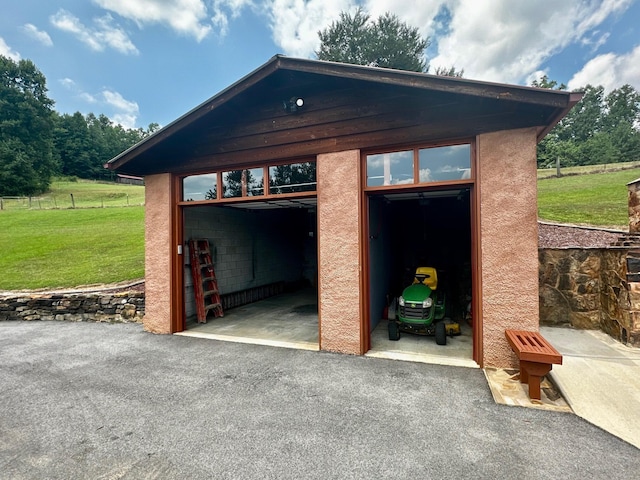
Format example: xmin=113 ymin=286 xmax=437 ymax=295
xmin=387 ymin=267 xmax=461 ymax=345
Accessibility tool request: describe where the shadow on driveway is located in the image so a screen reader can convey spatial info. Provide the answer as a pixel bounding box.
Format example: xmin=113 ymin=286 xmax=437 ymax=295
xmin=1 ymin=322 xmax=638 ymax=479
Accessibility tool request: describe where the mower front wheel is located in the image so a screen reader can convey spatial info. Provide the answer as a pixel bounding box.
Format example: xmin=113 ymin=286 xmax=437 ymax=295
xmin=388 ymin=321 xmax=400 ymax=341
xmin=435 ymin=321 xmax=447 ymax=346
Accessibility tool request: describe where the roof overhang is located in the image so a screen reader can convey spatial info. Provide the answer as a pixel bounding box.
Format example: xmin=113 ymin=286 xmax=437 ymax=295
xmin=106 ymin=55 xmax=583 ymax=176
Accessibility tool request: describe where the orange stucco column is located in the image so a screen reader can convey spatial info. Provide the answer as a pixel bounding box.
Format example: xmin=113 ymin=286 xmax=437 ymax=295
xmin=317 ymin=150 xmax=363 ymax=354
xmin=143 ymin=173 xmax=173 ymax=334
xmin=477 ymin=128 xmax=539 ymax=368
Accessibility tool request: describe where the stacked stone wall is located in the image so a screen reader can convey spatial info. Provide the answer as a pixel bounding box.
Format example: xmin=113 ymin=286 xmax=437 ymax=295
xmin=539 ymin=248 xmax=640 ymax=347
xmin=0 ymin=292 xmax=144 ymax=323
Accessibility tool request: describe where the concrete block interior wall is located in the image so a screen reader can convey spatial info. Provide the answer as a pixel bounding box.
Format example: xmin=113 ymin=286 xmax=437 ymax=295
xmin=183 ymin=205 xmax=312 ymax=320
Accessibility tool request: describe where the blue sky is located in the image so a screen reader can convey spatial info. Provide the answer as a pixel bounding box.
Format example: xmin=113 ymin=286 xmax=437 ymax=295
xmin=1 ymin=0 xmax=639 ymax=130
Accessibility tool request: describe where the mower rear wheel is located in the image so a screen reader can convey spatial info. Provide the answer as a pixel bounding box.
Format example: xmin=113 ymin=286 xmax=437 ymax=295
xmin=435 ymin=321 xmax=447 ymax=345
xmin=388 ymin=321 xmax=400 ymax=341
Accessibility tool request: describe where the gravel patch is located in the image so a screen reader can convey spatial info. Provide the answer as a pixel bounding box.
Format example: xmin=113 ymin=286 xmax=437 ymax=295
xmin=538 ymin=222 xmax=626 ymax=249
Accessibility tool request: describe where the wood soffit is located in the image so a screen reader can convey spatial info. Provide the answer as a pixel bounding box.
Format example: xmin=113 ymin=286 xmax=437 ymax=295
xmin=106 ymin=55 xmax=582 ymax=176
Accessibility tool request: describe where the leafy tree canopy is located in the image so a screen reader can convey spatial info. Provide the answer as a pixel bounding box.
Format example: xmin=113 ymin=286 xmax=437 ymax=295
xmin=316 ymin=8 xmax=430 ymax=72
xmin=1 ymin=54 xmax=160 ymax=195
xmin=0 ymin=55 xmax=57 ymax=196
xmin=533 ymin=75 xmax=640 ymax=168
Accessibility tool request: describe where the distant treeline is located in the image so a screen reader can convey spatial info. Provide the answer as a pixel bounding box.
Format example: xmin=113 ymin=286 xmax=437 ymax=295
xmin=0 ymin=55 xmax=158 ymax=196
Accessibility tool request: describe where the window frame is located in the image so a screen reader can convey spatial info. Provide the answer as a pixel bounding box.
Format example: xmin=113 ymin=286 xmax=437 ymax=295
xmin=363 ymin=140 xmax=475 ymax=192
xmin=178 ymin=158 xmax=317 ymax=205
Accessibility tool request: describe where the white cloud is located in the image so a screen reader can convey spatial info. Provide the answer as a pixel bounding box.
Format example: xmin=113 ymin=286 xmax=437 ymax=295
xmin=94 ymin=0 xmax=213 ymax=41
xmin=211 ymin=0 xmax=256 ymax=37
xmin=264 ymin=0 xmax=634 ymax=87
xmin=102 ymin=90 xmax=139 ymax=128
xmin=50 ymin=9 xmax=138 ymax=55
xmin=59 ymin=79 xmax=136 ymax=125
xmin=429 ymin=0 xmax=633 ymax=84
xmin=267 ymin=0 xmax=357 ymax=58
xmin=0 ymin=37 xmax=20 ymax=60
xmin=80 ymin=92 xmax=99 ymax=104
xmin=21 ymin=24 xmax=53 ymax=47
xmin=59 ymin=78 xmax=76 ymax=89
xmin=568 ymin=45 xmax=640 ymax=92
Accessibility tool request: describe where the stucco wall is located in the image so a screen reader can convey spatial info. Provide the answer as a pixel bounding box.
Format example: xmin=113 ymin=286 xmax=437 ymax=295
xmin=478 ymin=128 xmax=539 ymax=368
xmin=144 ymin=174 xmax=173 ymax=333
xmin=317 ymin=150 xmax=362 ymax=354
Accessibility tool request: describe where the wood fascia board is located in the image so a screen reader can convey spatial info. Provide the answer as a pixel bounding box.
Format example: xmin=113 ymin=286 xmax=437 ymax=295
xmin=105 ymin=56 xmax=283 ymax=171
xmin=156 ymin=116 xmax=544 ymax=175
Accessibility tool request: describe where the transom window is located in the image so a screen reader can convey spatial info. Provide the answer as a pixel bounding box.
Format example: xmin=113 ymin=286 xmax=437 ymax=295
xmin=366 ymin=144 xmax=471 ymax=188
xmin=182 ymin=161 xmax=316 ymax=202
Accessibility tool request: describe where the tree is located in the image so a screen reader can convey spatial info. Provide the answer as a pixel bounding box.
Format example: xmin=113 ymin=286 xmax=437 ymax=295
xmin=316 ymin=9 xmax=429 ymax=72
xmin=0 ymin=55 xmax=57 ymax=195
xmin=53 ymin=112 xmax=152 ymax=181
xmin=433 ymin=66 xmax=464 ymax=78
xmin=532 ymin=75 xmax=640 ymax=168
xmin=53 ymin=112 xmax=94 ymax=178
xmin=531 ymin=75 xmax=566 ymax=90
xmin=602 ymin=84 xmax=640 ymax=132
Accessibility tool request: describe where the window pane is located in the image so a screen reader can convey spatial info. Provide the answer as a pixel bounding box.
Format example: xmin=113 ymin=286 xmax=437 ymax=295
xmin=183 ymin=173 xmax=217 ymax=201
xmin=419 ymin=144 xmax=471 ymax=183
xmin=222 ymin=170 xmax=243 ymax=198
xmin=366 ymin=150 xmax=413 ymax=187
xmin=247 ymin=168 xmax=264 ymax=196
xmin=269 ymin=162 xmax=316 ymax=194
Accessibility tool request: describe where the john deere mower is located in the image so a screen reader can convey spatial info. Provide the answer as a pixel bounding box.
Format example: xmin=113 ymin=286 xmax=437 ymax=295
xmin=388 ymin=267 xmax=460 ymax=345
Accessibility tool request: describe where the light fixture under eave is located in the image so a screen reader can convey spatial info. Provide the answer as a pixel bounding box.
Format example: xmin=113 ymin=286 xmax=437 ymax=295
xmin=284 ymin=97 xmax=304 ymax=113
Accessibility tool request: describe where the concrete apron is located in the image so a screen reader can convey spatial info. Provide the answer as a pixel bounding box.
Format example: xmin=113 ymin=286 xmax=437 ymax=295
xmin=176 ymin=290 xmax=477 ymax=367
xmin=541 ymin=326 xmax=640 ymax=450
xmin=177 ymin=292 xmax=581 ymax=417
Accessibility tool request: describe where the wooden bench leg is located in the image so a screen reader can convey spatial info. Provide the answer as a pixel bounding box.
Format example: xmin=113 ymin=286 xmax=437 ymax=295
xmin=519 ymin=361 xmax=553 ymax=401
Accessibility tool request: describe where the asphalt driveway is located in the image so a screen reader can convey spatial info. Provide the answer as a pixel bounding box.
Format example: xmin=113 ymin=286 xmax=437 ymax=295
xmin=1 ymin=321 xmax=638 ymax=479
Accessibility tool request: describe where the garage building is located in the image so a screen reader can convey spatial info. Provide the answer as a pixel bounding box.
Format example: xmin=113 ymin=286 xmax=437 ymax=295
xmin=106 ymin=56 xmax=580 ymax=368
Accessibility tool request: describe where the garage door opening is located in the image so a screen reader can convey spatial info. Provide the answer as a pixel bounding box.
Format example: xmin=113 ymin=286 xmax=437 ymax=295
xmin=365 ymin=188 xmax=476 ymax=367
xmin=180 ymin=199 xmax=319 ymax=350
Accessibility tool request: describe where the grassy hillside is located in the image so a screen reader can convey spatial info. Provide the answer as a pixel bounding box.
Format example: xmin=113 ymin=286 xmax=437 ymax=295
xmin=0 ymin=206 xmax=144 ymax=290
xmin=1 ymin=178 xmax=145 ymax=210
xmin=537 ymin=167 xmax=640 ymax=228
xmin=0 ymin=168 xmax=637 ymax=290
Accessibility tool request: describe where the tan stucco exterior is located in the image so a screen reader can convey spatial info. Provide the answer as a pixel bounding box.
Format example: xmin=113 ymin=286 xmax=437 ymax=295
xmin=143 ymin=173 xmax=173 ymax=334
xmin=317 ymin=150 xmax=363 ymax=354
xmin=477 ymin=128 xmax=540 ymax=368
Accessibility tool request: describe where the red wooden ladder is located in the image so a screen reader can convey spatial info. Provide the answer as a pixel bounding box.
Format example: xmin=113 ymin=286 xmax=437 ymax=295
xmin=188 ymin=239 xmax=224 ymax=323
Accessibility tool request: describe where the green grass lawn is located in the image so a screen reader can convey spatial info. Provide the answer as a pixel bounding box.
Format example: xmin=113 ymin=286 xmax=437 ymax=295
xmin=537 ymin=167 xmax=640 ymax=227
xmin=0 ymin=168 xmax=637 ymax=290
xmin=0 ymin=207 xmax=144 ymax=290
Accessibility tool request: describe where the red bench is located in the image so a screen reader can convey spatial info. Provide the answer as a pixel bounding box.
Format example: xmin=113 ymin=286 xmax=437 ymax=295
xmin=505 ymin=329 xmax=563 ymax=400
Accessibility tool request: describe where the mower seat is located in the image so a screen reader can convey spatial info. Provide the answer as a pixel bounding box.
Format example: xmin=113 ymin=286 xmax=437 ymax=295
xmin=413 ymin=267 xmax=438 ymax=290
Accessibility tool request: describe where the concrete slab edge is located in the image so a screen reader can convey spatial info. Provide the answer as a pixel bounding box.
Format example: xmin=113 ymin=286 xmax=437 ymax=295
xmin=174 ymin=330 xmax=319 ymax=351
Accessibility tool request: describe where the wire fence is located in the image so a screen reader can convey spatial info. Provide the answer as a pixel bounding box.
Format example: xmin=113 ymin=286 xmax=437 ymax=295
xmin=0 ymin=194 xmax=144 ymax=211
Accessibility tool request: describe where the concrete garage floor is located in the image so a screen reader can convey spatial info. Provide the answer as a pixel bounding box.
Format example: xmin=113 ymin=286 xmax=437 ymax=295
xmin=367 ymin=319 xmax=476 ymax=368
xmin=178 ymin=289 xmax=319 ymax=350
xmin=178 ymin=290 xmax=476 ymax=368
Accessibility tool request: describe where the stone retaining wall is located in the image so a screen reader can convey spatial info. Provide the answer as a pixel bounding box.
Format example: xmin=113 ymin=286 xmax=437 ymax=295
xmin=0 ymin=292 xmax=144 ymax=323
xmin=539 ymin=248 xmax=640 ymax=347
